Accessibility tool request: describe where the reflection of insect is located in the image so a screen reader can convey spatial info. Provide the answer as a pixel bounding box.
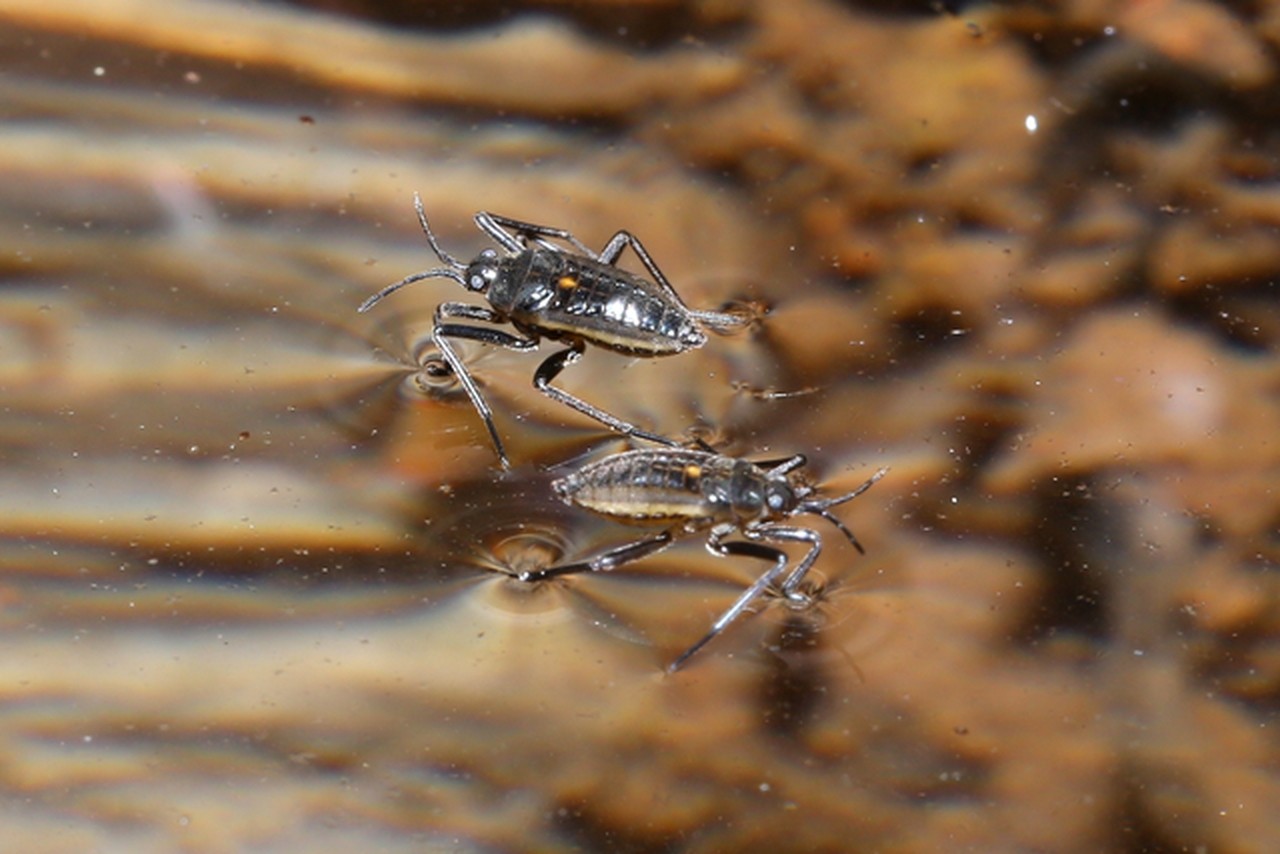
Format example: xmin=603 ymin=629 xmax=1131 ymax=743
xmin=520 ymin=448 xmax=888 ymax=672
xmin=359 ymin=194 xmax=750 ymax=469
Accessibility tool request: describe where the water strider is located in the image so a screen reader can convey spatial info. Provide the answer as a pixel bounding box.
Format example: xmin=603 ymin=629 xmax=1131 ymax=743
xmin=521 ymin=447 xmax=888 ymax=671
xmin=359 ymin=195 xmax=752 ymax=468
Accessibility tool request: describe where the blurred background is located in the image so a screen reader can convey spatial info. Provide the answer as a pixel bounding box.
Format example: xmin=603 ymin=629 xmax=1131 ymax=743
xmin=1 ymin=0 xmax=1278 ymax=850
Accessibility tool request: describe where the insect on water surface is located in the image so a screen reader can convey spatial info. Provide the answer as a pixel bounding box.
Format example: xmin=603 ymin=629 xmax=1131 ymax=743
xmin=520 ymin=448 xmax=888 ymax=672
xmin=359 ymin=194 xmax=752 ymax=468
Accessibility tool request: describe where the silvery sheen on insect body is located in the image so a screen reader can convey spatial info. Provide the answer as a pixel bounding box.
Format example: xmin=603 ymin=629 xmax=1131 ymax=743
xmin=359 ymin=194 xmax=750 ymax=469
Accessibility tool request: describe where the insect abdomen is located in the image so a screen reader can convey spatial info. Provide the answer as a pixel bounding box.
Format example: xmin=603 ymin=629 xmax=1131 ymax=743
xmin=508 ymin=253 xmax=705 ymax=355
xmin=554 ymin=450 xmax=726 ymax=524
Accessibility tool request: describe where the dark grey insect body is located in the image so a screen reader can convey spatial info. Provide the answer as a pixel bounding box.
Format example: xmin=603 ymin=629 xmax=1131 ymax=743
xmin=526 ymin=448 xmax=888 ymax=672
xmin=359 ymin=194 xmax=747 ymax=468
xmin=488 ymin=249 xmax=708 ymax=356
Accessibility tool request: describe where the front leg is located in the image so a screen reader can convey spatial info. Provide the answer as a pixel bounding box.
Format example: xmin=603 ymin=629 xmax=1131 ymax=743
xmin=749 ymin=524 xmax=822 ymax=602
xmin=437 ymin=302 xmax=512 ymax=325
xmin=432 ymin=302 xmax=539 ymax=469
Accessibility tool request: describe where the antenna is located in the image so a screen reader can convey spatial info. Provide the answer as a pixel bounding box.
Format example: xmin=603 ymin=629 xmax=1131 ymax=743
xmin=357 ymin=267 xmax=466 ymax=313
xmin=799 ymin=467 xmax=889 ymax=554
xmin=357 ymin=193 xmax=468 ymax=313
xmin=412 ymin=192 xmax=466 ymax=270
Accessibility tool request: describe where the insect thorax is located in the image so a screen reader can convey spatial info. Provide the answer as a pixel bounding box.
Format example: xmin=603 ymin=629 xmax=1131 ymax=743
xmin=702 ymin=459 xmax=799 ymax=523
xmin=480 ymin=251 xmax=536 ymax=311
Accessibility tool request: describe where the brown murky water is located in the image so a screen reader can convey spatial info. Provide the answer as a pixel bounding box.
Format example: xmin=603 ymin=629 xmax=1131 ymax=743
xmin=2 ymin=0 xmax=1279 ymax=851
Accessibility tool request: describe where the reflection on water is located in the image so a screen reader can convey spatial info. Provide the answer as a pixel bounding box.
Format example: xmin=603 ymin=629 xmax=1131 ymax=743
xmin=1 ymin=0 xmax=1279 ymax=850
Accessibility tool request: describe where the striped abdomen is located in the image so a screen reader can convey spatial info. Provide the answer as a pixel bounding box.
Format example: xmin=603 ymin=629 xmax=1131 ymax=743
xmin=553 ymin=449 xmax=750 ymax=527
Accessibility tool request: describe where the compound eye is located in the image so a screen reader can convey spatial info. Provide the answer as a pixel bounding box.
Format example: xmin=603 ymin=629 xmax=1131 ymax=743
xmin=467 ymin=265 xmax=498 ymax=292
xmin=765 ymin=484 xmax=792 ymax=513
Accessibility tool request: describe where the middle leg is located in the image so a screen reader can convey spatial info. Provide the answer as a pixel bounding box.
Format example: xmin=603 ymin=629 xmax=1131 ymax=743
xmin=532 ymin=345 xmax=680 ymax=447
